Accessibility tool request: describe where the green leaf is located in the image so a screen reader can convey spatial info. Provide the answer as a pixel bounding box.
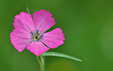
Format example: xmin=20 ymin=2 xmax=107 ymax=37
xmin=41 ymin=52 xmax=82 ymax=62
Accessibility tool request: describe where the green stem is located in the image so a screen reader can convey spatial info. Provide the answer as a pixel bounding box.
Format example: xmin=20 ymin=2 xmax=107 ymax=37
xmin=37 ymin=56 xmax=45 ymax=71
xmin=26 ymin=7 xmax=30 ymax=14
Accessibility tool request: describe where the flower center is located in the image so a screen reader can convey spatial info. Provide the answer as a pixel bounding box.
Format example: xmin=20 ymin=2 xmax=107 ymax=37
xmin=31 ymin=30 xmax=43 ymax=42
xmin=33 ymin=34 xmax=39 ymax=41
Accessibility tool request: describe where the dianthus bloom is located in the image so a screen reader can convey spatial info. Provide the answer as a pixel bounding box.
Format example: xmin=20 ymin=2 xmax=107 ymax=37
xmin=10 ymin=10 xmax=65 ymax=56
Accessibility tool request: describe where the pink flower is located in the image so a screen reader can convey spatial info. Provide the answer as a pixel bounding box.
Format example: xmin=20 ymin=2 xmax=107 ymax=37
xmin=10 ymin=10 xmax=65 ymax=56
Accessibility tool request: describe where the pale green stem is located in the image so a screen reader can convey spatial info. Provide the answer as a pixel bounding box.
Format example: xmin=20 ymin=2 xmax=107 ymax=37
xmin=37 ymin=56 xmax=45 ymax=71
xmin=26 ymin=7 xmax=30 ymax=14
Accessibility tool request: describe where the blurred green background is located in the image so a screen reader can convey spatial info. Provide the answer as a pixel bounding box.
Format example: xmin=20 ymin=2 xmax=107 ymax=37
xmin=0 ymin=0 xmax=113 ymax=71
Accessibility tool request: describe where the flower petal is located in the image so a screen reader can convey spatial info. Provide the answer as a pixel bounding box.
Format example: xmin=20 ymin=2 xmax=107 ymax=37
xmin=27 ymin=42 xmax=49 ymax=56
xmin=33 ymin=10 xmax=55 ymax=33
xmin=13 ymin=12 xmax=35 ymax=32
xmin=10 ymin=29 xmax=31 ymax=52
xmin=41 ymin=28 xmax=65 ymax=48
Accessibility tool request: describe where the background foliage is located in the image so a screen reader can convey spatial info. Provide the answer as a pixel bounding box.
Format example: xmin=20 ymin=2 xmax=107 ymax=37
xmin=0 ymin=0 xmax=113 ymax=71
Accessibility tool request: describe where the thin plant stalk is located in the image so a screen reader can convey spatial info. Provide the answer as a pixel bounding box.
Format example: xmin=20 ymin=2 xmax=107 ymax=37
xmin=37 ymin=56 xmax=45 ymax=71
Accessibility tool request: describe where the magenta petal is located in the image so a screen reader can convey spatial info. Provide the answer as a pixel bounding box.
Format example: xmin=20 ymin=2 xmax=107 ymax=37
xmin=13 ymin=12 xmax=35 ymax=32
xmin=10 ymin=29 xmax=31 ymax=52
xmin=41 ymin=28 xmax=65 ymax=48
xmin=33 ymin=10 xmax=55 ymax=33
xmin=27 ymin=42 xmax=49 ymax=56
